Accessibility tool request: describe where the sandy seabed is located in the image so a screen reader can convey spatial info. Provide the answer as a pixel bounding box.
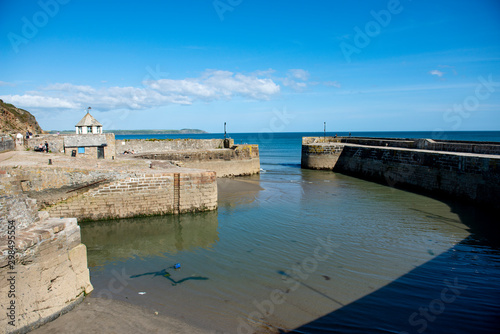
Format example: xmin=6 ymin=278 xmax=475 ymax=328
xmin=30 ymin=178 xmax=264 ymax=334
xmin=30 ymin=297 xmax=212 ymax=334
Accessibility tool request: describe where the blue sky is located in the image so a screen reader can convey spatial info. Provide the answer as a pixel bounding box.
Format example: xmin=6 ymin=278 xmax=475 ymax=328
xmin=1 ymin=0 xmax=499 ymax=133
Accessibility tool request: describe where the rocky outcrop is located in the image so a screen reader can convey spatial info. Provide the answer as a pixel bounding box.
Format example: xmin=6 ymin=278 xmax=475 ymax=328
xmin=0 ymin=100 xmax=43 ymax=135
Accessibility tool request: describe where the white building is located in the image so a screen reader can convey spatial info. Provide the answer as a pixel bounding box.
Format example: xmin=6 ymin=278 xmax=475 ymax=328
xmin=75 ymin=111 xmax=103 ymax=134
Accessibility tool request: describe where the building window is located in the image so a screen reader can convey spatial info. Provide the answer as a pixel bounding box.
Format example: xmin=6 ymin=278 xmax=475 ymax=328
xmin=78 ymin=127 xmax=82 ymax=134
xmin=78 ymin=147 xmax=85 ymax=154
xmin=87 ymin=126 xmax=92 ymax=133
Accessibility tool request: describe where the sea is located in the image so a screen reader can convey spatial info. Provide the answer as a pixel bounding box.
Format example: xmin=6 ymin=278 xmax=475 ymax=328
xmin=81 ymin=131 xmax=500 ymax=334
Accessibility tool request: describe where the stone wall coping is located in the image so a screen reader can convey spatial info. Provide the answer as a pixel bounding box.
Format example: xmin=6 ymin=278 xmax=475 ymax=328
xmin=0 ymin=217 xmax=76 ymax=255
xmin=303 ymin=142 xmax=500 ymax=159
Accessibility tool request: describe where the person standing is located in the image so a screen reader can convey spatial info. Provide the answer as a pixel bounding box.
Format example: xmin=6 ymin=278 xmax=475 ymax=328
xmin=45 ymin=141 xmax=49 ymax=153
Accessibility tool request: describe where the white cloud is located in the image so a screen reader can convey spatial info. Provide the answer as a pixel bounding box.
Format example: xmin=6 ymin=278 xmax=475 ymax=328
xmin=0 ymin=81 xmax=15 ymax=87
xmin=324 ymin=81 xmax=341 ymax=88
xmin=429 ymin=70 xmax=444 ymax=77
xmin=146 ymin=70 xmax=280 ymax=101
xmin=0 ymin=94 xmax=79 ymax=108
xmin=281 ymin=69 xmax=311 ymax=91
xmin=438 ymin=64 xmax=457 ymax=75
xmin=282 ymin=77 xmax=305 ymax=91
xmin=43 ymin=83 xmax=96 ymax=93
xmin=0 ymin=70 xmax=281 ymax=111
xmin=251 ymin=68 xmax=276 ymax=77
xmin=288 ymin=69 xmax=310 ymax=81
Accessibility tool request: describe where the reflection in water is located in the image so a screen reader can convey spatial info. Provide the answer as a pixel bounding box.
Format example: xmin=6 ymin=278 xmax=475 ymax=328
xmin=130 ymin=267 xmax=209 ymax=286
xmin=217 ymin=176 xmax=263 ymax=208
xmin=81 ymin=211 xmax=219 ymax=268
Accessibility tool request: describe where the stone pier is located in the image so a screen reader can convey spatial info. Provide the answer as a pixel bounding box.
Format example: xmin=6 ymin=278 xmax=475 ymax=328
xmin=301 ymin=137 xmax=500 ymax=208
xmin=1 ymin=170 xmax=93 ymax=333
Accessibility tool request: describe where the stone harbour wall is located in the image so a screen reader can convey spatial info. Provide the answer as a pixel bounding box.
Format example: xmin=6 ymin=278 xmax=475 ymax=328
xmin=0 ymin=135 xmax=15 ymax=153
xmin=301 ymin=143 xmax=345 ymax=170
xmin=0 ymin=217 xmax=93 ymax=334
xmin=336 ymin=145 xmax=500 ymax=207
xmin=142 ymin=144 xmax=260 ymax=177
xmin=26 ymin=135 xmax=65 ymax=153
xmin=116 ymin=138 xmax=235 ymax=154
xmin=1 ymin=164 xmax=218 ymax=222
xmin=0 ymin=169 xmax=40 ymax=236
xmin=45 ymin=171 xmax=217 ymax=221
xmin=302 ymin=136 xmax=500 ymax=155
xmin=301 ymin=137 xmax=500 ymax=208
xmin=1 ymin=166 xmax=126 ymax=193
xmin=1 ymin=171 xmax=92 ymax=333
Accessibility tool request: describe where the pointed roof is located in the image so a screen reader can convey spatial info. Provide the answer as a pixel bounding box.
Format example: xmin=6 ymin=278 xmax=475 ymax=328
xmin=76 ymin=112 xmax=102 ymax=127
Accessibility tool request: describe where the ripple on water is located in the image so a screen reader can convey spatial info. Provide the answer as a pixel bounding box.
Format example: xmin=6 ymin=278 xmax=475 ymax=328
xmin=82 ymin=170 xmax=499 ymax=333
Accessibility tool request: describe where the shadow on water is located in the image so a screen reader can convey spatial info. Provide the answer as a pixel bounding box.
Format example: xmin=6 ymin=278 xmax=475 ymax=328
xmin=284 ymin=190 xmax=500 ymax=334
xmin=80 ymin=211 xmax=219 ymax=268
xmin=285 ymin=238 xmax=500 ymax=334
xmin=277 ymin=270 xmax=345 ymax=306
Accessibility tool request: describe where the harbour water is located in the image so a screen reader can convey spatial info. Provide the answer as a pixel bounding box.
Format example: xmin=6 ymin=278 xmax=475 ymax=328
xmin=81 ymin=132 xmax=500 ymax=333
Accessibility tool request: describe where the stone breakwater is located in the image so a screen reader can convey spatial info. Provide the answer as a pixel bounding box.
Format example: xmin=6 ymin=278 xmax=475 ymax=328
xmin=46 ymin=170 xmax=217 ymax=221
xmin=1 ymin=163 xmax=218 ymax=222
xmin=0 ymin=149 xmax=219 ymax=332
xmin=116 ymin=138 xmax=233 ymax=152
xmin=0 ymin=168 xmax=93 ymax=333
xmin=137 ymin=144 xmax=260 ymax=177
xmin=117 ymin=138 xmax=260 ymax=177
xmin=20 ymin=136 xmax=261 ymax=177
xmin=301 ymin=137 xmax=500 ymax=208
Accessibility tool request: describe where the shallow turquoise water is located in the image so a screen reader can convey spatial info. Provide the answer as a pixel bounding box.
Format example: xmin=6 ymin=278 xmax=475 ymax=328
xmin=82 ymin=132 xmax=500 ymax=333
